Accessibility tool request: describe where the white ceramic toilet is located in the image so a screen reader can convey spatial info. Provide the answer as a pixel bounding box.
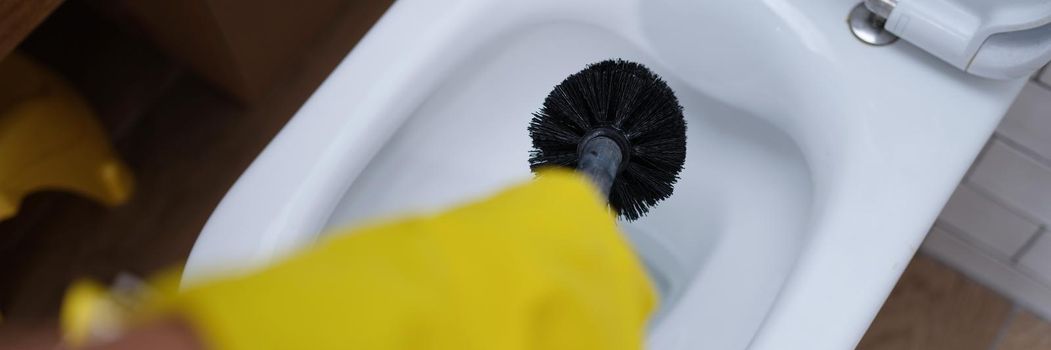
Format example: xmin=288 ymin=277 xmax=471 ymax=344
xmin=182 ymin=0 xmax=1044 ymax=348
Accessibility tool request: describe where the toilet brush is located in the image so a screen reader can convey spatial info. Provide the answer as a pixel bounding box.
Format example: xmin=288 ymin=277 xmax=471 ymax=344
xmin=528 ymin=59 xmax=687 ymax=221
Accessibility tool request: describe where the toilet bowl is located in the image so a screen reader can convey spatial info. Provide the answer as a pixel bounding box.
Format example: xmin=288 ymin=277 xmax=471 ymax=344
xmin=182 ymin=0 xmax=1028 ymax=348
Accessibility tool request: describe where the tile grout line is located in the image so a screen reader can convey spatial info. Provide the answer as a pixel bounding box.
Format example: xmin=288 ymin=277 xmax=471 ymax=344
xmin=964 ymin=135 xmax=999 ymax=179
xmin=926 ymin=221 xmax=1051 ymax=295
xmin=1012 ymin=225 xmax=1046 ymax=264
xmin=992 ymin=133 xmax=1051 ymax=172
xmin=987 ymin=305 xmax=1021 ymax=350
xmin=929 ymin=220 xmax=1048 ymax=294
xmin=962 ymin=179 xmax=1045 ymax=229
xmin=1032 ymin=63 xmax=1051 ymax=90
xmin=1034 ymin=79 xmax=1051 ymax=91
xmin=929 ymin=222 xmax=1051 ymax=295
xmin=935 ymin=219 xmax=1020 ymax=264
xmin=1034 ymin=64 xmax=1049 ymax=81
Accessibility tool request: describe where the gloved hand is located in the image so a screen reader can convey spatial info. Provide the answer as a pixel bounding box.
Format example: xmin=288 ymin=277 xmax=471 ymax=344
xmin=64 ymin=169 xmax=656 ymax=350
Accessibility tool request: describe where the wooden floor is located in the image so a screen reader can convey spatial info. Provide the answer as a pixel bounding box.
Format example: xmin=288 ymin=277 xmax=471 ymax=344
xmin=2 ymin=1 xmax=1051 ymax=349
xmin=860 ymin=255 xmax=1051 ymax=350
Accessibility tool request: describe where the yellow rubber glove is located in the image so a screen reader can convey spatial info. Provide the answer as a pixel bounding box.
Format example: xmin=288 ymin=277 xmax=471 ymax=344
xmin=0 ymin=52 xmax=134 ymax=220
xmin=65 ymin=169 xmax=656 ymax=349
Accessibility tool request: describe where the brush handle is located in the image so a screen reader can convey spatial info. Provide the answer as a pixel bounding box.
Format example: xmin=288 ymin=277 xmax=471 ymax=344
xmin=576 ymin=136 xmax=623 ymax=197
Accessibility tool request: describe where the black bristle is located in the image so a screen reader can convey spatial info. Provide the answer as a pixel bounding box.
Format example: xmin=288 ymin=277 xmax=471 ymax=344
xmin=528 ymin=59 xmax=686 ymax=220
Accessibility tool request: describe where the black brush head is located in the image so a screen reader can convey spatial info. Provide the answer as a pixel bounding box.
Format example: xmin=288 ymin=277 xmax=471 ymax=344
xmin=528 ymin=59 xmax=686 ymax=220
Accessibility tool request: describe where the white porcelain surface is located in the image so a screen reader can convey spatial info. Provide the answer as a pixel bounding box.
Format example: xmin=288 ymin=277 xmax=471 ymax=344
xmin=321 ymin=24 xmax=813 ymax=349
xmin=183 ymin=0 xmax=1027 ymax=348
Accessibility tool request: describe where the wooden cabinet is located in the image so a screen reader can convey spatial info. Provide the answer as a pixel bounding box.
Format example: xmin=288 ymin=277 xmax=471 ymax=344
xmin=0 ymin=0 xmax=63 ymax=59
xmin=115 ymin=0 xmax=347 ymax=102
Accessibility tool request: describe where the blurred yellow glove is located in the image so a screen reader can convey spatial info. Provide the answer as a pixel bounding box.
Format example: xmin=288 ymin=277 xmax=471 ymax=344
xmin=65 ymin=169 xmax=656 ymax=349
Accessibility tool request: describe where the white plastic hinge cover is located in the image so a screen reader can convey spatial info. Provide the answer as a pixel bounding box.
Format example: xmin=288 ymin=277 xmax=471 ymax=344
xmin=884 ymin=0 xmax=1051 ymax=79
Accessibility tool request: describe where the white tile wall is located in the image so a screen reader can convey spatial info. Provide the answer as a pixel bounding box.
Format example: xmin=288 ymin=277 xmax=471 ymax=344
xmin=997 ymin=84 xmax=1051 ymax=162
xmin=969 ymin=140 xmax=1051 ymax=224
xmin=924 ymin=227 xmax=1051 ymax=321
xmin=939 ymin=183 xmax=1039 ymax=258
xmin=922 ymin=77 xmax=1051 ymax=321
xmin=1020 ymin=233 xmax=1051 ymax=285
